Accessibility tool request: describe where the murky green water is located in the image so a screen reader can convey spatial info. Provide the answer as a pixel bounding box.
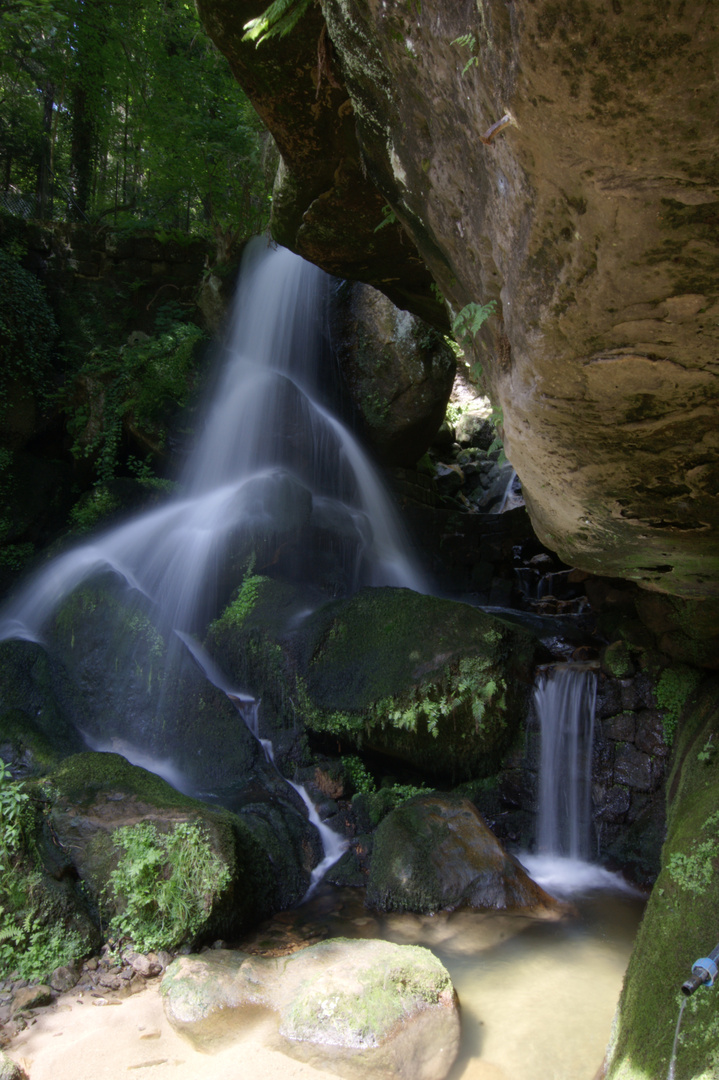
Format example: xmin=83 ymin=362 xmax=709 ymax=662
xmin=282 ymin=880 xmax=644 ymax=1080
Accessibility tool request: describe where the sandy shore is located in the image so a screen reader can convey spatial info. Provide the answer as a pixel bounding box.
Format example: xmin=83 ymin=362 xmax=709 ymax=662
xmin=6 ymin=981 xmax=340 ymax=1080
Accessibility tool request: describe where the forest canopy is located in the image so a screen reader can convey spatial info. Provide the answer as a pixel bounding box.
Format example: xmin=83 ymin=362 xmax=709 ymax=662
xmin=0 ymin=0 xmax=271 ymax=238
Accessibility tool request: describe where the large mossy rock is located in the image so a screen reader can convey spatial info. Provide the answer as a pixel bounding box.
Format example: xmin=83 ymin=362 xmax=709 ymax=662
xmin=207 ymin=580 xmax=535 ymax=780
xmin=44 ymin=752 xmax=310 ymax=939
xmin=42 ymin=576 xmax=265 ymax=796
xmin=0 ymin=639 xmax=85 ymax=775
xmin=332 ymin=281 xmax=456 ymax=467
xmin=162 ymin=937 xmax=459 ymax=1080
xmin=366 ymin=794 xmax=562 ymax=915
xmin=603 ymin=678 xmax=719 ymax=1080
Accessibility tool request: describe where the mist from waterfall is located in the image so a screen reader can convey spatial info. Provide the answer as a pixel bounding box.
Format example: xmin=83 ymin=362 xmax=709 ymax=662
xmin=0 ymin=239 xmax=427 ymax=650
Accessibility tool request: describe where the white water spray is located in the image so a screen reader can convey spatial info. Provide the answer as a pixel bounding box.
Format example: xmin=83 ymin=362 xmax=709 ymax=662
xmin=178 ymin=631 xmax=347 ymax=896
xmin=518 ymin=663 xmax=638 ymax=897
xmin=0 ymin=241 xmax=426 ymax=648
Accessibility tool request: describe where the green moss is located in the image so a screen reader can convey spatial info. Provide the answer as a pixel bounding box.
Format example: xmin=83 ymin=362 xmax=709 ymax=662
xmin=603 ymin=640 xmax=636 ymax=679
xmin=281 ymin=940 xmax=451 ymax=1045
xmin=655 ymin=666 xmax=702 ymax=746
xmin=213 ymin=574 xmax=269 ymax=629
xmin=45 ymin=751 xmax=198 ymax=810
xmin=606 ymin=678 xmax=719 ymax=1080
xmin=0 ymin=249 xmax=57 ymax=422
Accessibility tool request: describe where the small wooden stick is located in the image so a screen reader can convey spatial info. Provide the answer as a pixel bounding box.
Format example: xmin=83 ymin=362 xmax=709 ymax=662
xmin=480 ymin=113 xmax=513 ymax=145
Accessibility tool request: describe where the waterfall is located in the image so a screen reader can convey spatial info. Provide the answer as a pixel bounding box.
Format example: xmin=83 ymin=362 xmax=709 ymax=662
xmin=0 ymin=239 xmax=426 ymax=648
xmin=535 ymin=664 xmax=597 ymax=860
xmin=0 ymin=239 xmax=422 ymax=893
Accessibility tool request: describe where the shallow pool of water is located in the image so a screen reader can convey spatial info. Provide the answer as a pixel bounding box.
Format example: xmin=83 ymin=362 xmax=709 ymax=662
xmin=281 ymin=861 xmax=645 ymax=1080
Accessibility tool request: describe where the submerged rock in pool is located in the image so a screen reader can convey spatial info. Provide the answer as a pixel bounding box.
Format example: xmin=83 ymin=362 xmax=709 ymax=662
xmin=161 ymin=937 xmax=460 ymax=1080
xmin=366 ymin=794 xmax=564 ymax=915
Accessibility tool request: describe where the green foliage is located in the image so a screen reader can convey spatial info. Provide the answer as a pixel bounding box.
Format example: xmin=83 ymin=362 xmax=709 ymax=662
xmin=214 ymin=573 xmax=270 ymax=630
xmin=0 ymin=759 xmax=85 ymax=980
xmin=361 ymin=390 xmax=390 ymax=427
xmin=0 ymin=250 xmax=57 ymax=419
xmin=451 ymin=300 xmax=496 ymax=345
xmin=243 ymin=0 xmax=315 ymax=45
xmin=364 ymin=783 xmax=429 ymax=827
xmin=342 ymin=755 xmax=376 ymax=795
xmin=0 ymin=758 xmax=30 ymax=863
xmin=697 ymin=737 xmax=715 ymax=764
xmin=1 ymin=0 xmax=271 ymax=239
xmin=68 ymin=485 xmax=122 ymax=533
xmin=487 ymin=405 xmax=507 ymax=465
xmin=0 ymin=541 xmax=34 ymax=570
xmin=667 ymin=811 xmax=719 ymax=896
xmin=106 ymin=820 xmax=230 ymax=952
xmin=0 ymin=892 xmax=85 ymax=983
xmin=374 ymin=204 xmax=399 ymax=233
xmin=451 ymin=32 xmax=479 ymax=74
xmin=63 ymin=320 xmax=204 ymax=484
xmin=655 ymin=665 xmax=702 ymax=746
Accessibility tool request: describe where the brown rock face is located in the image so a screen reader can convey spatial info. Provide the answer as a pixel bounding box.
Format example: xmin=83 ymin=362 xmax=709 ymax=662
xmin=198 ymin=0 xmax=719 ymax=598
xmin=333 ymin=281 xmax=456 ymax=466
xmin=195 ymin=0 xmax=446 ymax=328
xmin=367 ymin=794 xmax=564 ymax=915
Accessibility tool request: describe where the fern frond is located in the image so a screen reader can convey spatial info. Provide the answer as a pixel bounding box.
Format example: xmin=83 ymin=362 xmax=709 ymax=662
xmin=243 ymin=0 xmax=314 ymax=46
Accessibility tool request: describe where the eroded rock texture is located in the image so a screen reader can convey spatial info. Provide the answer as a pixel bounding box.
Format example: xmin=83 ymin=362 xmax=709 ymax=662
xmin=198 ymin=0 xmax=718 ymax=598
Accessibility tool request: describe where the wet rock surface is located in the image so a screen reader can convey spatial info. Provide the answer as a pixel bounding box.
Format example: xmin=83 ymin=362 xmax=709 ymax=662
xmin=161 ymin=937 xmax=460 ymax=1080
xmin=198 ymin=0 xmax=719 ymax=598
xmin=366 ymin=794 xmax=563 ymax=916
xmin=332 ymin=280 xmax=456 ymax=467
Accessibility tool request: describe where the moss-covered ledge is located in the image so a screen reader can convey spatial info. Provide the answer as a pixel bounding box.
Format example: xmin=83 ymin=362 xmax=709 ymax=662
xmin=603 ymin=677 xmax=719 ymax=1080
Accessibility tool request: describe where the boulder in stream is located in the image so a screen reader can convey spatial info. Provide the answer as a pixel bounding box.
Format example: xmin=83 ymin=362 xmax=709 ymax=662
xmin=161 ymin=936 xmax=460 ymax=1080
xmin=367 ymin=793 xmax=563 ymax=916
xmin=44 ymin=751 xmax=317 ymax=945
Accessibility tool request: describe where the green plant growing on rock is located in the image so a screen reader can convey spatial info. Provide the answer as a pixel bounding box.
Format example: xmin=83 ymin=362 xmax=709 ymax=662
xmin=374 ymin=204 xmax=398 ymax=232
xmin=243 ymin=0 xmax=315 ymax=44
xmin=106 ymin=820 xmax=231 ymax=952
xmin=451 ymin=32 xmax=479 ymax=74
xmin=342 ymin=755 xmax=376 ymax=795
xmin=451 ymin=300 xmax=496 ymax=346
xmin=0 ymin=250 xmax=57 ymax=423
xmin=0 ymin=760 xmax=85 ymax=980
xmin=655 ymin=665 xmax=702 ymax=746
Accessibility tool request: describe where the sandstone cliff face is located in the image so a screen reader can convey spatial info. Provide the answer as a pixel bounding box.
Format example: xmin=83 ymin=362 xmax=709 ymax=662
xmin=198 ymin=0 xmax=718 ymax=599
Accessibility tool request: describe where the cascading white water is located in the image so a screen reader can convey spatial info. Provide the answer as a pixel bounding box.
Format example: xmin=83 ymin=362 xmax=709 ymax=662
xmin=518 ymin=663 xmax=633 ymax=898
xmin=177 ymin=630 xmax=347 ymax=897
xmin=534 ymin=664 xmax=597 ymax=860
xmin=0 ymin=239 xmax=426 ymax=648
xmin=0 ymin=239 xmax=420 ymax=893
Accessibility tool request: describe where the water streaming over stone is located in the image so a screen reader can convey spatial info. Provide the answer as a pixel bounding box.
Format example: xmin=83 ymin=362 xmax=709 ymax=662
xmin=0 ymin=239 xmax=423 ymax=890
xmin=0 ymin=239 xmax=426 ymax=650
xmin=535 ymin=664 xmax=598 ymax=861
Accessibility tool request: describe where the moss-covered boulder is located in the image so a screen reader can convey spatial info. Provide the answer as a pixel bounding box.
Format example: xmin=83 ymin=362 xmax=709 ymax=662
xmin=42 ymin=577 xmax=264 ymax=796
xmin=0 ymin=639 xmax=85 ymax=775
xmin=366 ymin=794 xmax=562 ymax=916
xmin=162 ymin=937 xmax=459 ymax=1079
xmin=43 ymin=752 xmax=297 ymax=944
xmin=209 ymin=580 xmax=534 ymax=780
xmin=298 ymin=588 xmax=534 ymax=780
xmin=603 ymin=677 xmax=719 ymax=1080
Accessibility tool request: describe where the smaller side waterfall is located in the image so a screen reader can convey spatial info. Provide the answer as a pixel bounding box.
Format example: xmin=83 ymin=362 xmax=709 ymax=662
xmin=177 ymin=632 xmax=347 ymax=900
xmin=535 ymin=664 xmax=597 ymax=860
